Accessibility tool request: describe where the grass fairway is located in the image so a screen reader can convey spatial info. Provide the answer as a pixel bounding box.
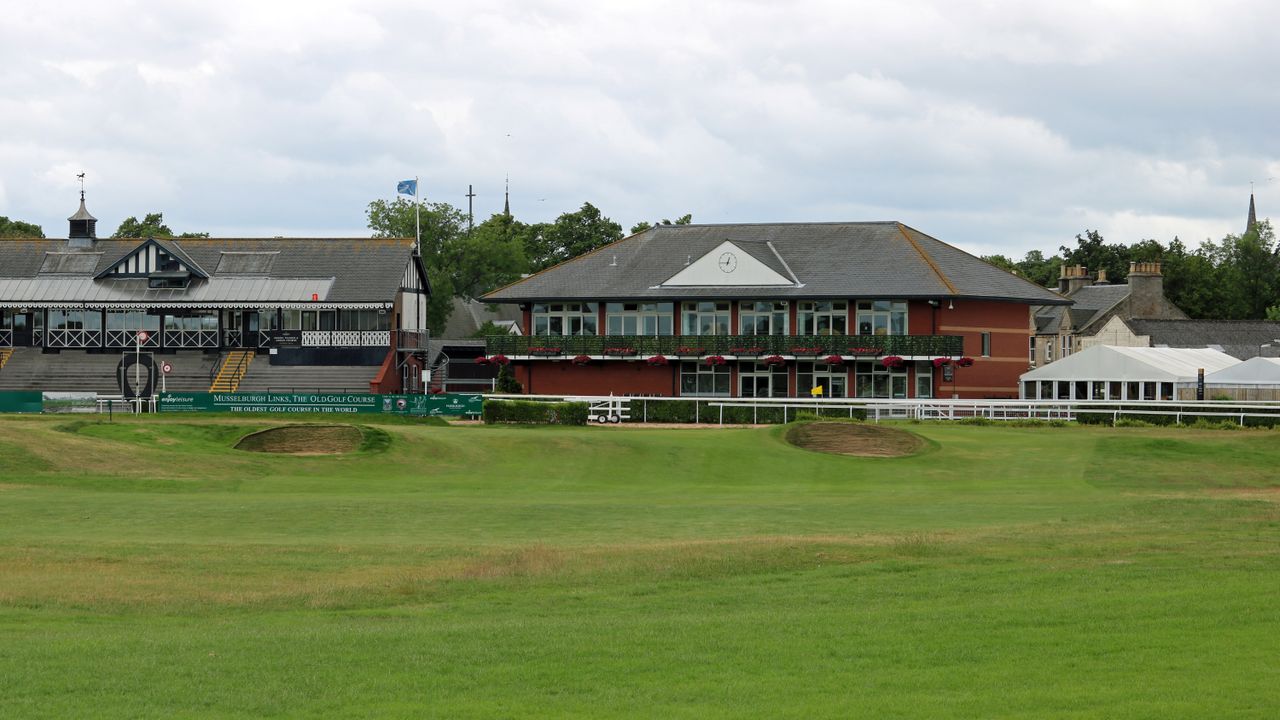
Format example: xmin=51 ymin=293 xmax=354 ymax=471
xmin=0 ymin=415 xmax=1278 ymax=718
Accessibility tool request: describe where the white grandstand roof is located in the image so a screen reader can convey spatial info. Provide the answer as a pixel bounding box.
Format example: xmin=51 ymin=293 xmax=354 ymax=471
xmin=1021 ymin=345 xmax=1240 ymax=383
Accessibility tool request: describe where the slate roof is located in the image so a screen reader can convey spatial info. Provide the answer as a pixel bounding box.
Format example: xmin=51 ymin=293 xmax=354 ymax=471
xmin=1033 ymin=283 xmax=1130 ymax=334
xmin=0 ymin=237 xmax=419 ymax=306
xmin=484 ymin=222 xmax=1068 ymax=304
xmin=1127 ymin=319 xmax=1280 ymax=360
xmin=440 ymin=298 xmax=523 ymax=339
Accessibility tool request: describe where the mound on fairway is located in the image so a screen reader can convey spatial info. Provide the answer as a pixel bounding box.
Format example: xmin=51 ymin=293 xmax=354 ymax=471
xmin=785 ymin=421 xmax=925 ymax=457
xmin=235 ymin=424 xmax=364 ymax=455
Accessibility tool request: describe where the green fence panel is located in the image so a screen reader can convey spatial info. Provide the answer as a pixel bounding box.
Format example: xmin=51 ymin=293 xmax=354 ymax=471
xmin=157 ymin=392 xmax=482 ymax=416
xmin=0 ymin=391 xmax=43 ymax=413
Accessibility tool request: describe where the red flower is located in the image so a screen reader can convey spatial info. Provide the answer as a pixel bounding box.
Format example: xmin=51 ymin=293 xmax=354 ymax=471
xmin=490 ymin=354 xmax=511 ymax=366
xmin=475 ymin=356 xmax=491 ymax=365
xmin=572 ymin=354 xmax=592 ymax=365
xmin=881 ymin=355 xmax=905 ymax=368
xmin=704 ymin=355 xmax=727 ymax=366
xmin=932 ymin=357 xmax=951 ymax=368
xmin=821 ymin=354 xmax=845 ymax=365
xmin=762 ymin=354 xmax=786 ymax=366
xmin=955 ymin=356 xmax=975 ymax=367
xmin=646 ymin=355 xmax=669 ymax=366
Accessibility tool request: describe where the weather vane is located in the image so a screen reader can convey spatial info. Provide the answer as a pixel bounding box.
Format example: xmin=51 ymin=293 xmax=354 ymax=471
xmin=76 ymin=171 xmax=86 ymax=199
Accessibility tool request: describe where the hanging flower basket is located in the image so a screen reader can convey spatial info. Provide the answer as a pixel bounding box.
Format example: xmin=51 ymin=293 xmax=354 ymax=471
xmin=571 ymin=354 xmax=592 ymax=366
xmin=646 ymin=355 xmax=669 ymax=366
xmin=932 ymin=357 xmax=951 ymax=368
xmin=955 ymin=356 xmax=975 ymax=368
xmin=703 ymin=355 xmax=727 ymax=367
xmin=881 ymin=355 xmax=905 ymax=369
xmin=821 ymin=354 xmax=845 ymax=366
xmin=475 ymin=356 xmax=492 ymax=366
xmin=489 ymin=354 xmax=511 ymax=366
xmin=762 ymin=354 xmax=787 ymax=367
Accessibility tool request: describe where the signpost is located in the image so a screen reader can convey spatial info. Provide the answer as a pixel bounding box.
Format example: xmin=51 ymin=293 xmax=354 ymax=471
xmin=135 ymin=331 xmax=147 ymax=413
xmin=161 ymin=361 xmax=172 ymax=394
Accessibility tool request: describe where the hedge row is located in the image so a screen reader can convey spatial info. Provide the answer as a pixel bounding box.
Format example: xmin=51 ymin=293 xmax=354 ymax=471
xmin=483 ymin=400 xmax=589 ymax=425
xmin=1077 ymin=406 xmax=1280 ymax=428
xmin=635 ymin=400 xmax=865 ymax=424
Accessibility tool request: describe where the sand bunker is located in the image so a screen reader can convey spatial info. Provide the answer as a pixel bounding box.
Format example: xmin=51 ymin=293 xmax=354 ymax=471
xmin=785 ymin=422 xmax=925 ymax=458
xmin=235 ymin=425 xmax=364 ymax=455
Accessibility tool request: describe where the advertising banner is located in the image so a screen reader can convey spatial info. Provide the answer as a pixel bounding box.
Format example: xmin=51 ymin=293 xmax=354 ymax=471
xmin=157 ymin=392 xmax=482 ymax=416
xmin=0 ymin=391 xmax=42 ymax=413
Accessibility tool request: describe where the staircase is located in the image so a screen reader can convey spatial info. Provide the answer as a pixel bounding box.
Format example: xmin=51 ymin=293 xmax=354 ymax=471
xmin=0 ymin=348 xmax=13 ymax=372
xmin=428 ymin=354 xmax=450 ymax=393
xmin=234 ymin=356 xmax=379 ymax=393
xmin=210 ymin=350 xmax=254 ymax=392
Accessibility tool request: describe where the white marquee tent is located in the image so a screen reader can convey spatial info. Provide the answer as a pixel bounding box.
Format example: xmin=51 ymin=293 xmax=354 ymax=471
xmin=1020 ymin=345 xmax=1239 ymax=401
xmin=1200 ymin=357 xmax=1280 ymax=400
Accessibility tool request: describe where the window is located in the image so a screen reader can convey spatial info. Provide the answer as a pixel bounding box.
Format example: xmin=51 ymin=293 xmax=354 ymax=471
xmin=533 ymin=303 xmax=598 ymax=336
xmin=605 ymin=302 xmax=673 ymax=336
xmin=797 ymin=362 xmax=847 ymax=398
xmin=148 ymin=276 xmax=189 ymax=289
xmin=854 ymin=360 xmax=907 ymax=399
xmin=915 ymin=362 xmax=933 ymax=398
xmin=48 ymin=309 xmax=102 ymax=331
xmin=739 ymin=301 xmax=788 ymax=335
xmin=163 ymin=312 xmax=217 ymax=331
xmin=679 ymin=362 xmax=730 ymax=396
xmin=739 ymin=362 xmax=789 ymax=398
xmin=855 ymin=300 xmax=907 ymax=335
xmin=1029 ymin=336 xmax=1036 ymax=365
xmin=981 ymin=332 xmax=992 ymax=357
xmin=681 ymin=302 xmax=730 ymax=336
xmin=798 ymin=301 xmax=847 ymax=335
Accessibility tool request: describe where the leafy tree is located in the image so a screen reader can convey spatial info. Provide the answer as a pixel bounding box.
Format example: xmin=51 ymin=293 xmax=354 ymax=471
xmin=366 ymin=199 xmax=526 ymax=332
xmin=1060 ymin=230 xmax=1129 ymax=283
xmin=980 ymin=254 xmax=1017 ymax=274
xmin=526 ymin=202 xmax=623 ymax=271
xmin=1013 ymin=250 xmax=1063 ymax=288
xmin=470 ymin=320 xmax=508 ymax=338
xmin=111 ymin=212 xmax=207 ymax=238
xmin=630 ymin=213 xmax=693 ymax=235
xmin=0 ymin=216 xmax=44 ymax=238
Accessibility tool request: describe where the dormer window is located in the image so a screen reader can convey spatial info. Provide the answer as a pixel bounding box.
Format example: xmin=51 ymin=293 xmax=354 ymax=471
xmin=148 ymin=272 xmax=191 ymax=289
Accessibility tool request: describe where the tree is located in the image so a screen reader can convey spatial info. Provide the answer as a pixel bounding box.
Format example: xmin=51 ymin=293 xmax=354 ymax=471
xmin=526 ymin=202 xmax=623 ymax=271
xmin=1060 ymin=230 xmax=1129 ymax=283
xmin=980 ymin=254 xmax=1018 ymax=274
xmin=630 ymin=213 xmax=693 ymax=235
xmin=1013 ymin=250 xmax=1063 ymax=288
xmin=0 ymin=216 xmax=44 ymax=238
xmin=111 ymin=212 xmax=207 ymax=238
xmin=366 ymin=199 xmax=526 ymax=332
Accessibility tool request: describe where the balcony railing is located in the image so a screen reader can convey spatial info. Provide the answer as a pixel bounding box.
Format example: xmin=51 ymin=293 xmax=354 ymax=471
xmin=484 ymin=334 xmax=964 ymax=359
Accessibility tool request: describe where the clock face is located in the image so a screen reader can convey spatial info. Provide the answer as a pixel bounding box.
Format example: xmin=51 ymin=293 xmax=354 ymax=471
xmin=718 ymin=251 xmax=738 ymax=273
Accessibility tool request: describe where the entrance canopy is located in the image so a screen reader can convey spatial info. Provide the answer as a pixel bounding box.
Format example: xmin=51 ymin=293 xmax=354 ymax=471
xmin=1021 ymin=345 xmax=1239 ymax=383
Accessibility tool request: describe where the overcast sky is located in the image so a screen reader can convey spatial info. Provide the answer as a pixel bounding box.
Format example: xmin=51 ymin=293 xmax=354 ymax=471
xmin=2 ymin=1 xmax=1277 ymax=258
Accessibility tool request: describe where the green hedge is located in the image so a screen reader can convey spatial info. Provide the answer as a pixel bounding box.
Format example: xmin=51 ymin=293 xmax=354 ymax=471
xmin=483 ymin=400 xmax=589 ymax=425
xmin=636 ymin=399 xmax=865 ymax=424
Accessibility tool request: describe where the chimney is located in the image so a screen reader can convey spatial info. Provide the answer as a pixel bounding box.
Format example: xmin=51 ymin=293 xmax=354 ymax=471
xmin=1057 ymin=264 xmax=1094 ymax=295
xmin=1095 ymin=268 xmax=1108 ymax=284
xmin=1127 ymin=261 xmax=1166 ymax=318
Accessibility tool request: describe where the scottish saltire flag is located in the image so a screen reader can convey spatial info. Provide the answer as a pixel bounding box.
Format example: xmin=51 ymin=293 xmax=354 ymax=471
xmin=397 ymin=179 xmax=417 ymax=196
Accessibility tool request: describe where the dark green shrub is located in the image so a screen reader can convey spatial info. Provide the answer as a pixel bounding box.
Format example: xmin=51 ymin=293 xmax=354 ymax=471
xmin=483 ymin=400 xmax=588 ymax=425
xmin=495 ymin=365 xmax=523 ymax=394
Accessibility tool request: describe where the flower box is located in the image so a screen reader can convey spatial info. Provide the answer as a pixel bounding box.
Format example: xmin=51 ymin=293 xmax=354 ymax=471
xmin=602 ymin=346 xmax=637 ymax=356
xmin=789 ymin=346 xmax=824 ymax=356
xmin=527 ymin=346 xmax=562 ymax=356
xmin=729 ymin=346 xmax=766 ymax=356
xmin=645 ymin=355 xmax=669 ymax=366
xmin=846 ymin=346 xmax=883 ymax=356
xmin=703 ymin=355 xmax=727 ymax=367
xmin=674 ymin=346 xmax=706 ymax=356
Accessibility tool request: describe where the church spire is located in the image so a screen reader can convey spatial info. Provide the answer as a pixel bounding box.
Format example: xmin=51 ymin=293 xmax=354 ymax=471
xmin=503 ymin=175 xmax=510 ymax=218
xmin=1247 ymin=193 xmax=1258 ymax=234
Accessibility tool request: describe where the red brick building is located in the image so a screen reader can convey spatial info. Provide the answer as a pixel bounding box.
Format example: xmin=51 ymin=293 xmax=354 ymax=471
xmin=482 ymin=222 xmax=1066 ymax=399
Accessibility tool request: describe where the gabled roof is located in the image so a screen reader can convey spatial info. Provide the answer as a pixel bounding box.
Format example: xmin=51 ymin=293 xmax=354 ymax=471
xmin=1128 ymin=319 xmax=1280 ymax=360
xmin=484 ymin=222 xmax=1069 ymax=304
xmin=1034 ymin=284 xmax=1129 ymax=334
xmin=1204 ymin=356 xmax=1280 ymax=385
xmin=0 ymin=237 xmax=420 ymax=305
xmin=1021 ymin=345 xmax=1239 ymax=382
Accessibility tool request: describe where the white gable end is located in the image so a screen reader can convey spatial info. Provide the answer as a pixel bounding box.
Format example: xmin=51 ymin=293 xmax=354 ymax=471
xmin=660 ymin=241 xmax=795 ymax=287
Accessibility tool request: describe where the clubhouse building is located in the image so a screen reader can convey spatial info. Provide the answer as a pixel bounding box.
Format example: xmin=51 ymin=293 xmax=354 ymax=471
xmin=0 ymin=195 xmax=430 ymax=394
xmin=482 ymin=222 xmax=1067 ymax=399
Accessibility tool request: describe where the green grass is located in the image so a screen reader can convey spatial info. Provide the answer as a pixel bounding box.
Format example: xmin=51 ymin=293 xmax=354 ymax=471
xmin=0 ymin=415 xmax=1278 ymax=718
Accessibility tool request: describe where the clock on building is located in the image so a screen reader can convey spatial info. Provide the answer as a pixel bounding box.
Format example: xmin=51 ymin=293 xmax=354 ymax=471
xmin=718 ymin=251 xmax=738 ymax=273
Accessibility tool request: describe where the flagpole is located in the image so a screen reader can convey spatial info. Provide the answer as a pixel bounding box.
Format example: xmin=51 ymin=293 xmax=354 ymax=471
xmin=414 ymin=175 xmax=421 ymax=253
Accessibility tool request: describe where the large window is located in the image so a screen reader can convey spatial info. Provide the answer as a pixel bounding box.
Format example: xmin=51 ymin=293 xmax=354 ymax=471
xmin=798 ymin=301 xmax=846 ymax=335
xmin=855 ymin=360 xmax=907 ymax=399
xmin=739 ymin=301 xmax=788 ymax=335
xmin=682 ymin=302 xmax=730 ymax=336
xmin=533 ymin=303 xmax=598 ymax=336
xmin=163 ymin=312 xmax=218 ymax=332
xmin=739 ymin=362 xmax=788 ymax=398
xmin=679 ymin=362 xmax=730 ymax=396
xmin=914 ymin=362 xmax=933 ymax=398
xmin=855 ymin=300 xmax=907 ymax=335
xmin=606 ymin=302 xmax=673 ymax=336
xmin=48 ymin=309 xmax=102 ymax=331
xmin=797 ymin=362 xmax=847 ymax=398
xmin=337 ymin=309 xmax=391 ymax=331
